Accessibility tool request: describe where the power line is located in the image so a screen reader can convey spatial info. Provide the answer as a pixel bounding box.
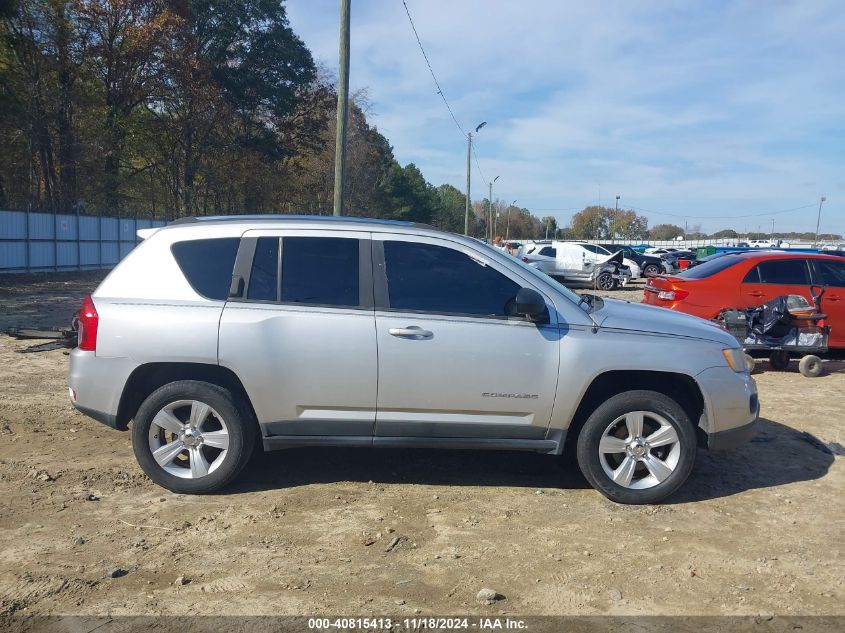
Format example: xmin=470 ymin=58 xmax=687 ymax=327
xmin=401 ymin=0 xmax=491 ymax=190
xmin=626 ymin=202 xmax=819 ymax=220
xmin=471 ymin=145 xmax=487 ymax=185
xmin=401 ymin=1 xmax=465 ymax=137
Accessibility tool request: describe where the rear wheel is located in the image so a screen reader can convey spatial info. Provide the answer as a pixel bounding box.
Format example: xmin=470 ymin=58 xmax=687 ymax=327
xmin=576 ymin=390 xmax=697 ymax=504
xmin=596 ymin=271 xmax=617 ymax=291
xmin=642 ymin=263 xmax=661 ymax=277
xmin=131 ymin=381 xmax=255 ymax=494
xmin=769 ymin=350 xmax=790 ymax=370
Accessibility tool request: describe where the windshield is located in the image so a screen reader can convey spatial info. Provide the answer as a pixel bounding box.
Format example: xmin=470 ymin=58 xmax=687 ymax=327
xmin=678 ymin=254 xmax=743 ymax=279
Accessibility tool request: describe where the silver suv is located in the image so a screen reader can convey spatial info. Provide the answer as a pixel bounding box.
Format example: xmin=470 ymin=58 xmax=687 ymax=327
xmin=68 ymin=216 xmax=759 ymax=504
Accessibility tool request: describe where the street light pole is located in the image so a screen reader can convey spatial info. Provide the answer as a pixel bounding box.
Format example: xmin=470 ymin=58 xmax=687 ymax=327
xmin=814 ymin=196 xmax=827 ymax=247
xmin=506 ymin=199 xmax=516 ymax=241
xmin=465 ymin=122 xmax=486 ymax=236
xmin=465 ymin=133 xmax=472 ymax=235
xmin=332 ymin=0 xmax=351 ymax=216
xmin=613 ymin=195 xmax=620 ymax=243
xmin=488 ymin=175 xmax=499 ymax=241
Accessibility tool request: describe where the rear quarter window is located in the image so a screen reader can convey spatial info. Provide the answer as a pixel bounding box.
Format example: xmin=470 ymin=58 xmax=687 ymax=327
xmin=171 ymin=238 xmax=240 ymax=300
xmin=677 ymin=255 xmax=742 ymax=279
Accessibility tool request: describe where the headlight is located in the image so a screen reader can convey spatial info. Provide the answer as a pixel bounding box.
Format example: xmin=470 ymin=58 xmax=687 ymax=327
xmin=722 ymin=348 xmax=748 ymax=372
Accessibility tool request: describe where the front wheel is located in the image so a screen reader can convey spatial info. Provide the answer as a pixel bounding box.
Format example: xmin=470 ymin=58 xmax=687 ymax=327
xmin=576 ymin=390 xmax=697 ymax=504
xmin=131 ymin=381 xmax=255 ymax=494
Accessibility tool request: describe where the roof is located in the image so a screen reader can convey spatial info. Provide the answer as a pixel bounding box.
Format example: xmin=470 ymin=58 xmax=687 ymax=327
xmin=722 ymin=250 xmax=843 ymax=261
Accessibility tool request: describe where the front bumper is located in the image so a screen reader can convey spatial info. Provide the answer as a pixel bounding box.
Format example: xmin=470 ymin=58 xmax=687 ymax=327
xmin=695 ymin=366 xmax=759 ymax=449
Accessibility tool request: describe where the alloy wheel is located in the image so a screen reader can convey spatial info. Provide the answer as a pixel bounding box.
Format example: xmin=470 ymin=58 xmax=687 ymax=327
xmin=148 ymin=400 xmax=230 ymax=479
xmin=598 ymin=411 xmax=681 ymax=489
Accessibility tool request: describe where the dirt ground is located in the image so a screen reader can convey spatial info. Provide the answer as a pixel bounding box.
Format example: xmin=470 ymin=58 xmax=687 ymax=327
xmin=0 ymin=273 xmax=843 ymax=622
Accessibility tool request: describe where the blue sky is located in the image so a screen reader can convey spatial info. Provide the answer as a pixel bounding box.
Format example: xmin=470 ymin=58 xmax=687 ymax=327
xmin=286 ymin=1 xmax=845 ymax=235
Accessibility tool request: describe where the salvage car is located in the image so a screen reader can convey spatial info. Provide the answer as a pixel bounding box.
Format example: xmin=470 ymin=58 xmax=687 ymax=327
xmin=596 ymin=243 xmax=670 ymax=277
xmin=520 ymin=241 xmax=632 ymax=289
xmin=69 ymin=216 xmax=758 ymax=504
xmin=643 ymin=251 xmax=845 ymax=349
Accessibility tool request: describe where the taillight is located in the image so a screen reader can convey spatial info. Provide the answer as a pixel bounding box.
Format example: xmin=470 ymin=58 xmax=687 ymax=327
xmin=657 ymin=289 xmax=690 ymax=301
xmin=522 ymin=257 xmax=529 ymax=263
xmin=78 ymin=295 xmax=99 ymax=351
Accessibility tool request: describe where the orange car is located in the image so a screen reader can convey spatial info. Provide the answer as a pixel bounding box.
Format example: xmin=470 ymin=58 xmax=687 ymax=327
xmin=642 ymin=251 xmax=845 ymax=349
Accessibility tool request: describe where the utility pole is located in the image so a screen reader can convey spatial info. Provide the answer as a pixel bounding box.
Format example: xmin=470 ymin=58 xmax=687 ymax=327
xmin=466 ymin=122 xmax=487 ymax=236
xmin=333 ymin=0 xmax=351 ymax=216
xmin=814 ymin=196 xmax=826 ymax=246
xmin=464 ymin=132 xmax=472 ymax=234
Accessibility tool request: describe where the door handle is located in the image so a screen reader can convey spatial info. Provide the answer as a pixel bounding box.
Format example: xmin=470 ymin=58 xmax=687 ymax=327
xmin=827 ymin=295 xmax=841 ymax=302
xmin=747 ymin=291 xmax=765 ymax=298
xmin=388 ymin=326 xmax=433 ymax=339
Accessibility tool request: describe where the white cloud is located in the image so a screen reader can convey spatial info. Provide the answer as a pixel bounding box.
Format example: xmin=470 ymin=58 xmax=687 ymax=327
xmin=287 ymin=0 xmax=845 ymax=234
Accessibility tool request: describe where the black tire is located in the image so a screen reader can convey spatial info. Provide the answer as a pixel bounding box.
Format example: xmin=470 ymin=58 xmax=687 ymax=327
xmin=131 ymin=380 xmax=255 ymax=494
xmin=769 ymin=350 xmax=790 ymax=371
xmin=575 ymin=390 xmax=697 ymax=504
xmin=642 ymin=263 xmax=661 ymax=277
xmin=596 ymin=271 xmax=617 ymax=291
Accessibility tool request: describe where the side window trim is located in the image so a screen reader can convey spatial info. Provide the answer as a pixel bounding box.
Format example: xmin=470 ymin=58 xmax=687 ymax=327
xmin=742 ymin=264 xmax=760 ymax=284
xmin=231 ymin=236 xmax=282 ymax=304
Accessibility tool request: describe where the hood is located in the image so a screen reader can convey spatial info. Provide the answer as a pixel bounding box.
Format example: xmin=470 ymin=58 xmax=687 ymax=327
xmin=600 ymin=250 xmax=624 ymax=265
xmin=593 ymin=298 xmax=738 ymax=346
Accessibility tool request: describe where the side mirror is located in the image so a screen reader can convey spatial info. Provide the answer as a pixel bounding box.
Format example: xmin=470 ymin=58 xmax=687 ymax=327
xmin=516 ymin=287 xmax=546 ymax=320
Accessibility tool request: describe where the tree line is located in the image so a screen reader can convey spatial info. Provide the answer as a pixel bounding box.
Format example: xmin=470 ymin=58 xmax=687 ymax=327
xmin=554 ymin=206 xmax=841 ymax=242
xmin=0 ymin=0 xmax=553 ymax=239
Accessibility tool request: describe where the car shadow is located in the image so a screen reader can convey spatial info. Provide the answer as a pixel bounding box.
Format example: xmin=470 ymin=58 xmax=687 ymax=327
xmin=227 ymin=417 xmax=835 ymax=502
xmin=670 ymin=417 xmax=836 ymax=503
xmin=751 ymin=358 xmax=845 ymax=376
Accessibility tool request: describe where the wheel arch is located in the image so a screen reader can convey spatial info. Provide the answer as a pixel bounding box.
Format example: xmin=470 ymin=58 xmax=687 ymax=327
xmin=563 ymin=370 xmax=708 ymax=452
xmin=116 ymin=362 xmax=257 ymax=431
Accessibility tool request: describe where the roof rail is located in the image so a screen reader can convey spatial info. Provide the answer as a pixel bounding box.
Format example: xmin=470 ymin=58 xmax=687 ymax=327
xmin=168 ymin=214 xmax=436 ymax=230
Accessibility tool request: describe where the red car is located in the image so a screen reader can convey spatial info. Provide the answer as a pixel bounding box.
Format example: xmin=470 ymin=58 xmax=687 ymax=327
xmin=643 ymin=251 xmax=845 ymax=349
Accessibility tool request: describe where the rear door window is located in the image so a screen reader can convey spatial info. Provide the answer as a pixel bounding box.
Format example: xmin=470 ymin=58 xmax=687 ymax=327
xmin=754 ymin=259 xmax=810 ymax=284
xmin=171 ymin=238 xmax=240 ymax=300
xmin=538 ymin=246 xmax=557 ymax=257
xmin=280 ymin=237 xmax=360 ymax=307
